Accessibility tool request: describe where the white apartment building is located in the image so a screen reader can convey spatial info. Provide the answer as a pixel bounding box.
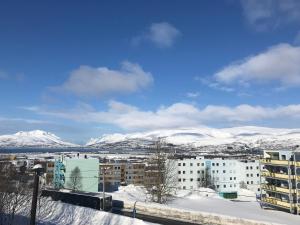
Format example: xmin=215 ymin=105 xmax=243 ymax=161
xmin=175 ymin=156 xmax=261 ymax=196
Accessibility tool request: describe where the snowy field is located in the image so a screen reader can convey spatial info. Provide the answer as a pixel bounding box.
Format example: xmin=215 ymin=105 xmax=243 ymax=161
xmin=15 ymin=198 xmax=155 ymax=225
xmin=111 ymin=185 xmax=300 ymax=225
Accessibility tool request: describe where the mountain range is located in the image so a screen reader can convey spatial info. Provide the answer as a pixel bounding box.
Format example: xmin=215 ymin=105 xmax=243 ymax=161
xmin=1 ymin=126 xmax=300 ymax=151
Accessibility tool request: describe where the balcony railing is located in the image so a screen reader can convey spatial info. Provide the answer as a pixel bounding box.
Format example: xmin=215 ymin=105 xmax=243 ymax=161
xmin=261 ymin=184 xmax=296 ymax=194
xmin=261 ymin=197 xmax=295 ymax=209
xmin=260 ymin=159 xmax=292 ymax=166
xmin=261 ymin=171 xmax=295 ymax=180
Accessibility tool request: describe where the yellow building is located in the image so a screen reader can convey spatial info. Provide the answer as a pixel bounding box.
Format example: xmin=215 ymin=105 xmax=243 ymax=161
xmin=260 ymin=148 xmax=300 ymax=214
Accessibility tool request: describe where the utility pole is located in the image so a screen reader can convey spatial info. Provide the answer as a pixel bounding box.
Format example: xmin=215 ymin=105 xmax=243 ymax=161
xmin=30 ymin=164 xmax=44 ymax=225
xmin=102 ymin=166 xmax=105 ymax=211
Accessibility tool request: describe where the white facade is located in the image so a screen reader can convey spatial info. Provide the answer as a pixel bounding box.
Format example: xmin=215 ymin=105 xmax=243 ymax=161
xmin=175 ymin=157 xmax=261 ymax=195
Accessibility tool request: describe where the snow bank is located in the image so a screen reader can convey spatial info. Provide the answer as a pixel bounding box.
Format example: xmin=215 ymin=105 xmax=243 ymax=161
xmin=16 ymin=198 xmax=154 ymax=225
xmin=112 ymin=186 xmax=300 ymax=225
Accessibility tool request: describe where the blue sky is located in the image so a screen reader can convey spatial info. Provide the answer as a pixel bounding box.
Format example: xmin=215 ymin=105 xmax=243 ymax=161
xmin=1 ymin=0 xmax=300 ymax=143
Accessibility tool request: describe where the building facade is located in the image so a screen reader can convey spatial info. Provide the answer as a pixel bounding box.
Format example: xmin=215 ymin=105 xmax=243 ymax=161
xmin=260 ymin=149 xmax=300 ymax=214
xmin=175 ymin=156 xmax=261 ymax=197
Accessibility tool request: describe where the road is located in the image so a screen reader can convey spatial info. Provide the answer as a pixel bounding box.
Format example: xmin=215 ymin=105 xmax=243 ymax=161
xmin=111 ymin=208 xmax=204 ymax=225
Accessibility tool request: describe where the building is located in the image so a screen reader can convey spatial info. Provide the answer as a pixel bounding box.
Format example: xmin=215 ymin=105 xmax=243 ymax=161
xmin=175 ymin=156 xmax=261 ymax=198
xmin=260 ymin=149 xmax=300 ymax=214
xmin=99 ymin=158 xmax=145 ymax=192
xmin=53 ymin=155 xmax=99 ymax=192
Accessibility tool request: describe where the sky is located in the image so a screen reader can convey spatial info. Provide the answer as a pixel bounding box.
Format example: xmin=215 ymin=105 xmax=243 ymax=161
xmin=1 ymin=0 xmax=300 ymax=143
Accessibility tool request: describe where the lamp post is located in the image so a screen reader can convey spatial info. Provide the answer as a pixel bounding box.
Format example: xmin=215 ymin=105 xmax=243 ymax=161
xmin=30 ymin=164 xmax=44 ymax=225
xmin=102 ymin=165 xmax=110 ymax=211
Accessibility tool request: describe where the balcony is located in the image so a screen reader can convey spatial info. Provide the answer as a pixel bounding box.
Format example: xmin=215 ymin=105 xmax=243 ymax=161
xmin=261 ymin=184 xmax=296 ymax=194
xmin=260 ymin=159 xmax=292 ymax=166
xmin=261 ymin=171 xmax=295 ymax=180
xmin=261 ymin=197 xmax=295 ymax=209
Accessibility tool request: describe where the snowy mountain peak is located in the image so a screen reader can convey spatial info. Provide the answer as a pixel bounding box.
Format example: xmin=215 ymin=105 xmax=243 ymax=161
xmin=86 ymin=126 xmax=300 ymax=149
xmin=0 ymin=130 xmax=78 ymax=148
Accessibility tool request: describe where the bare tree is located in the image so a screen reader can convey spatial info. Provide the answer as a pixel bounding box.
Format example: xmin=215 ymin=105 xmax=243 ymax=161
xmin=67 ymin=167 xmax=82 ymax=191
xmin=145 ymin=140 xmax=177 ymax=204
xmin=0 ymin=161 xmax=32 ymax=225
xmin=198 ymin=167 xmax=216 ymax=189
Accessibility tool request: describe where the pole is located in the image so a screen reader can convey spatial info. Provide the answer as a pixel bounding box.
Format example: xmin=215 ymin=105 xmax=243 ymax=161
xmin=30 ymin=171 xmax=40 ymax=225
xmin=102 ymin=166 xmax=105 ymax=211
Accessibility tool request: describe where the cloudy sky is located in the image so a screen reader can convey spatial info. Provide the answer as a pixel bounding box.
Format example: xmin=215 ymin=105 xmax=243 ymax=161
xmin=1 ymin=0 xmax=300 ymax=143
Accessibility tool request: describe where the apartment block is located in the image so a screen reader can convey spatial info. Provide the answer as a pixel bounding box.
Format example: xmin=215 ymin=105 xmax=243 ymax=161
xmin=260 ymin=149 xmax=300 ymax=214
xmin=175 ymin=156 xmax=261 ymax=198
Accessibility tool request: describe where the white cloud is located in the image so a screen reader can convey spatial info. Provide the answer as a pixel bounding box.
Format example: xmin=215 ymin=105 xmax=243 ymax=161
xmin=57 ymin=61 xmax=153 ymax=97
xmin=214 ymin=43 xmax=300 ymax=88
xmin=132 ymin=22 xmax=181 ymax=48
xmin=186 ymin=92 xmax=200 ymax=98
xmin=240 ymin=0 xmax=300 ymax=31
xmin=24 ymin=101 xmax=300 ymax=130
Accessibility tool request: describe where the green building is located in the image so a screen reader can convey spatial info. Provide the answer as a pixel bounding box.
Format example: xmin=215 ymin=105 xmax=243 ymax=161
xmin=64 ymin=158 xmax=99 ymax=193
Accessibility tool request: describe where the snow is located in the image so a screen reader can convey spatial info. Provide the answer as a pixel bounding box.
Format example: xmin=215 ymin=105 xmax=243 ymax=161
xmin=0 ymin=130 xmax=78 ymax=148
xmin=111 ymin=185 xmax=300 ymax=225
xmin=87 ymin=126 xmax=300 ymax=148
xmin=16 ymin=198 xmax=155 ymax=225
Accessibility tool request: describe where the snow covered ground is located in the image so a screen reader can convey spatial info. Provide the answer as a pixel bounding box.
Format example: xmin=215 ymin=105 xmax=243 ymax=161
xmin=15 ymin=198 xmax=155 ymax=225
xmin=111 ymin=185 xmax=300 ymax=225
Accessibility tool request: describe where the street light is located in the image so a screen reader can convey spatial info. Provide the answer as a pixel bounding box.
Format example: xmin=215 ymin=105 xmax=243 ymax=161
xmin=30 ymin=164 xmax=44 ymax=225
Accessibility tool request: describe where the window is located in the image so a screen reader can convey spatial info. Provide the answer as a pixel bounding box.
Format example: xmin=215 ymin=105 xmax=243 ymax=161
xmin=197 ymin=170 xmax=200 ymax=174
xmin=216 ymin=185 xmax=220 ymax=188
xmin=216 ymin=163 xmax=219 ymax=166
xmin=183 ymin=171 xmax=186 ymax=174
xmin=223 ymin=185 xmax=226 ymax=188
xmin=178 ymin=163 xmax=181 ymax=166
xmin=190 ymin=171 xmax=193 ymax=174
xmin=197 ymin=178 xmax=200 ymax=181
xmin=212 ymin=170 xmax=215 ymax=173
xmin=247 ymin=181 xmax=249 ymax=184
xmin=178 ymin=178 xmax=181 ymax=182
xmin=234 ymin=177 xmax=236 ymax=180
xmin=223 ymin=163 xmax=225 ymax=166
xmin=250 ymin=174 xmax=253 ymax=177
xmin=197 ymin=163 xmax=200 ymax=166
xmin=190 ymin=178 xmax=193 ymax=182
xmin=256 ymin=166 xmax=259 ymax=170
xmin=190 ymin=163 xmax=193 ymax=166
xmin=201 ymin=163 xmax=204 ymax=166
xmin=202 ymin=170 xmax=205 ymax=174
xmin=250 ymin=166 xmax=253 ymax=170
xmin=223 ymin=170 xmax=226 ymax=173
xmin=212 ymin=163 xmax=215 ymax=166
xmin=246 ymin=166 xmax=249 ymax=170
xmin=183 ymin=186 xmax=186 ymax=190
xmin=257 ymin=173 xmax=259 ymax=177
xmin=230 ymin=177 xmax=232 ymax=180
xmin=178 ymin=171 xmax=181 ymax=174
xmin=183 ymin=163 xmax=186 ymax=166
xmin=258 ymin=188 xmax=260 ymax=191
xmin=183 ymin=178 xmax=186 ymax=182
xmin=246 ymin=174 xmax=249 ymax=177
xmin=230 ymin=184 xmax=232 ymax=187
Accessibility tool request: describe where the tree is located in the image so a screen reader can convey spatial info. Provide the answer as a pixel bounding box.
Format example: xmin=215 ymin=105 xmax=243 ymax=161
xmin=0 ymin=161 xmax=32 ymax=225
xmin=67 ymin=167 xmax=82 ymax=191
xmin=145 ymin=140 xmax=177 ymax=204
xmin=198 ymin=167 xmax=216 ymax=189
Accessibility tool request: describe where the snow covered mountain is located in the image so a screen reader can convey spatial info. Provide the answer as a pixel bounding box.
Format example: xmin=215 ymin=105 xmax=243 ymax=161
xmin=86 ymin=126 xmax=300 ymax=151
xmin=0 ymin=130 xmax=78 ymax=148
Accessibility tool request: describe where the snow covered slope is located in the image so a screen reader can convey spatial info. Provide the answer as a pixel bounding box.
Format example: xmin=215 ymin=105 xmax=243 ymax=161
xmin=0 ymin=130 xmax=78 ymax=148
xmin=87 ymin=126 xmax=300 ymax=149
